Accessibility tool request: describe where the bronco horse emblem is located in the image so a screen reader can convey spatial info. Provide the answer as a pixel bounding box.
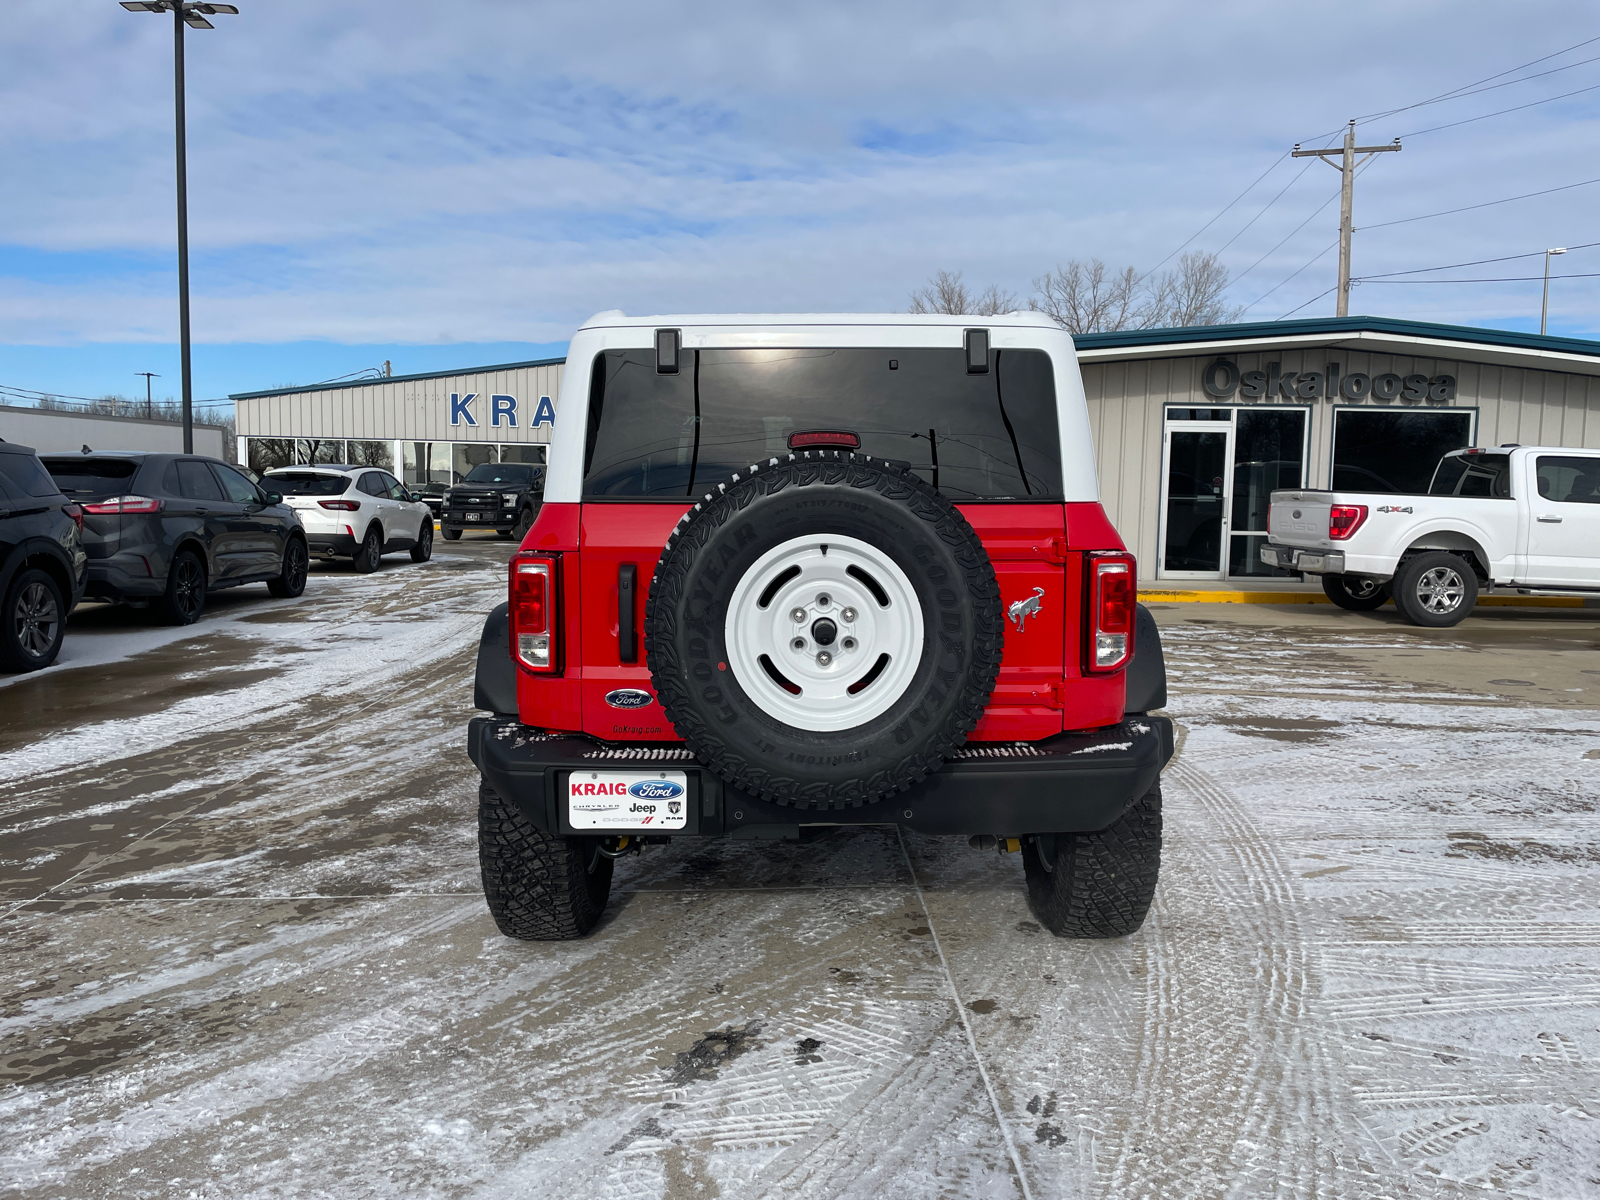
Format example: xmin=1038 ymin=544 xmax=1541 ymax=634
xmin=1008 ymin=587 xmax=1045 ymax=633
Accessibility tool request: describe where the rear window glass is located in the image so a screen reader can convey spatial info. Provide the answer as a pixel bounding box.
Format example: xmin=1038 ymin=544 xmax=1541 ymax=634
xmin=582 ymin=347 xmax=1062 ymax=500
xmin=268 ymin=472 xmax=351 ymax=496
xmin=1 ymin=451 xmax=65 ymax=498
xmin=41 ymin=457 xmax=134 ymax=499
xmin=463 ymin=463 xmax=540 ymax=486
xmin=1429 ymin=454 xmax=1510 ymax=498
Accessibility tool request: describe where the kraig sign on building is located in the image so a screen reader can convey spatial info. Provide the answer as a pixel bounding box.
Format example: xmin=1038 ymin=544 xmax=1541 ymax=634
xmin=448 ymin=393 xmax=557 ymax=428
xmin=1202 ymin=360 xmax=1456 ymax=402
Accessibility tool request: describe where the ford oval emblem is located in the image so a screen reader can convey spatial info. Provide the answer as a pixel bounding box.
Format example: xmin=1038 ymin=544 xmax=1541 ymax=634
xmin=605 ymin=688 xmax=654 ymax=709
xmin=629 ymin=779 xmax=684 ymax=801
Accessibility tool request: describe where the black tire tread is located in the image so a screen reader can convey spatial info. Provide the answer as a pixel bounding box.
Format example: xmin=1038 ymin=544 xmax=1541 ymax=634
xmin=645 ymin=451 xmax=1003 ymax=810
xmin=477 ymin=780 xmax=612 ymax=940
xmin=1393 ymin=550 xmax=1478 ymax=628
xmin=1023 ymin=783 xmax=1162 ymax=938
xmin=0 ymin=567 xmax=65 ymax=673
xmin=1321 ymin=572 xmax=1388 ymax=611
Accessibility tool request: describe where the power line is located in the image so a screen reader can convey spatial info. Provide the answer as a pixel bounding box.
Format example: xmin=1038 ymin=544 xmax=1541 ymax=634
xmin=1140 ymin=152 xmax=1292 ymax=279
xmin=1351 ymin=33 xmax=1600 ymax=124
xmin=1354 ymin=272 xmax=1600 ymax=283
xmin=1360 ymin=175 xmax=1600 ymax=230
xmin=0 ymin=382 xmax=232 ymax=408
xmin=1400 ymin=79 xmax=1600 ymax=138
xmin=1240 ymin=240 xmax=1339 ymax=314
xmin=1352 ymin=241 xmax=1600 ymax=279
xmin=1213 ymin=158 xmax=1319 ymax=256
xmin=1276 ymin=285 xmax=1340 ymax=320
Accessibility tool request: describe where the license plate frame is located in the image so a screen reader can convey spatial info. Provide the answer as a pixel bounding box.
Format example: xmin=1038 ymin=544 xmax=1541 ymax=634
xmin=465 ymin=513 xmax=480 ymax=521
xmin=565 ymin=769 xmax=690 ymax=831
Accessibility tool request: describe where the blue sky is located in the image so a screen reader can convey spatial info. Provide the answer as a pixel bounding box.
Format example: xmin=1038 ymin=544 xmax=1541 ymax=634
xmin=2 ymin=0 xmax=1598 ymax=404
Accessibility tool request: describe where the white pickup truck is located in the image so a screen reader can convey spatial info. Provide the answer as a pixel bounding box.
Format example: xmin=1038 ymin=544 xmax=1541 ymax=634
xmin=1262 ymin=445 xmax=1600 ymax=627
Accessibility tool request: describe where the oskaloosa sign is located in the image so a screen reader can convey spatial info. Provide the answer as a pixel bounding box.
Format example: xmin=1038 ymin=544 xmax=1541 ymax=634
xmin=448 ymin=393 xmax=557 ymax=428
xmin=1202 ymin=360 xmax=1456 ymax=402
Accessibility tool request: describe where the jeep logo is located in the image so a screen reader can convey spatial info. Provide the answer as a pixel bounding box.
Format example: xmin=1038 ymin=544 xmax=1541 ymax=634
xmin=605 ymin=689 xmax=654 ymax=709
xmin=629 ymin=780 xmax=684 ymax=801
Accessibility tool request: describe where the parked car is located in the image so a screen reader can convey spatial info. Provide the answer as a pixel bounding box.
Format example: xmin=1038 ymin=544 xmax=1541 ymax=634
xmin=262 ymin=465 xmax=433 ymax=571
xmin=409 ymin=481 xmax=449 ymax=519
xmin=467 ymin=311 xmax=1172 ymax=942
xmin=441 ymin=462 xmax=544 ymax=541
xmin=40 ymin=450 xmax=308 ymax=625
xmin=1263 ymin=445 xmax=1600 ymax=626
xmin=0 ymin=440 xmax=85 ymax=671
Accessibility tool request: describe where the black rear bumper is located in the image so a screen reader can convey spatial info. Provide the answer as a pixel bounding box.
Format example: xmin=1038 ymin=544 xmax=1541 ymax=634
xmin=467 ymin=715 xmax=1174 ymax=839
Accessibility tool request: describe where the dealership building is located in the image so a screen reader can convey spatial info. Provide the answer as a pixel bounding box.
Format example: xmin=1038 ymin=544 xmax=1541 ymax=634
xmin=232 ymin=316 xmax=1600 ymax=581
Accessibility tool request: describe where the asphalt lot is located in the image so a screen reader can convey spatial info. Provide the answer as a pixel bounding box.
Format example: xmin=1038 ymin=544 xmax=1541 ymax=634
xmin=3 ymin=541 xmax=1599 ymax=1199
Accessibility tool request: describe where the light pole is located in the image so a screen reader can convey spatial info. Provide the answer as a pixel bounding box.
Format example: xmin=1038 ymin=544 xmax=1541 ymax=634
xmin=119 ymin=1 xmax=238 ymax=453
xmin=1541 ymin=247 xmax=1567 ymax=336
xmin=136 ymin=371 xmax=160 ymax=419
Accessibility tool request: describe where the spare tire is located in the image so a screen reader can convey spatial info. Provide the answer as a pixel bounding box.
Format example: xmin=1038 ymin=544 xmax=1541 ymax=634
xmin=646 ymin=450 xmax=1003 ymax=809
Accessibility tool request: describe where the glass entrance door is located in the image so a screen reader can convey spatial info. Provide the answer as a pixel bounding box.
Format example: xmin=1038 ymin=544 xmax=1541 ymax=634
xmin=1161 ymin=421 xmax=1232 ymax=577
xmin=1159 ymin=406 xmax=1310 ymax=579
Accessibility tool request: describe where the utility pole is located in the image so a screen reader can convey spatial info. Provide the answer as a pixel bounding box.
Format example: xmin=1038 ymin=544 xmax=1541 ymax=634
xmin=136 ymin=372 xmax=160 ymax=419
xmin=120 ymin=2 xmax=239 ymax=452
xmin=1541 ymin=247 xmax=1566 ymax=335
xmin=1293 ymin=121 xmax=1401 ymax=317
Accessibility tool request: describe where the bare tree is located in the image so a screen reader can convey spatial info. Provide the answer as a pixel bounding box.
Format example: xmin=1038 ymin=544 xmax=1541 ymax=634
xmin=908 ymin=269 xmax=1018 ymax=316
xmin=1030 ymin=251 xmax=1242 ymax=333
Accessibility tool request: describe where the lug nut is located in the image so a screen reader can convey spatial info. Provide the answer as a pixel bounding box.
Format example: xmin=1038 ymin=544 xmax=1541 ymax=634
xmin=840 ymin=607 xmax=857 ymax=623
xmin=791 ymin=637 xmax=807 ymax=651
xmin=791 ymin=607 xmax=807 ymax=623
xmin=816 ymin=650 xmax=833 ymax=666
xmin=816 ymin=593 xmax=831 ymax=608
xmin=841 ymin=637 xmax=857 ymax=651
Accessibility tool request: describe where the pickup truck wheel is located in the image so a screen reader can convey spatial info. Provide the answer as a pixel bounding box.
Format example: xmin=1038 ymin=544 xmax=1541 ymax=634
xmin=513 ymin=505 xmax=535 ymax=539
xmin=477 ymin=779 xmax=612 ymax=940
xmin=1393 ymin=551 xmax=1478 ymax=628
xmin=647 ymin=450 xmax=1003 ymax=810
xmin=443 ymin=527 xmax=462 ymax=541
xmin=1321 ymin=572 xmax=1389 ymax=611
xmin=1023 ymin=782 xmax=1162 ymax=938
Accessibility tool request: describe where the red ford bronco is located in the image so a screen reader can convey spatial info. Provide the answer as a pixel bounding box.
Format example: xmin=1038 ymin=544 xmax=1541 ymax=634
xmin=468 ymin=313 xmax=1172 ymax=940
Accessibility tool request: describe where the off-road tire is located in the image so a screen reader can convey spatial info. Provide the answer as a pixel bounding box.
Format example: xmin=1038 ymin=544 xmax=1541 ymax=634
xmin=1 ymin=567 xmax=65 ymax=673
xmin=1393 ymin=551 xmax=1478 ymax=628
xmin=353 ymin=525 xmax=382 ymax=573
xmin=1023 ymin=782 xmax=1162 ymax=938
xmin=1321 ymin=572 xmax=1389 ymax=611
xmin=478 ymin=779 xmax=613 ymax=940
xmin=443 ymin=527 xmax=462 ymax=541
xmin=267 ymin=536 xmax=309 ymax=598
xmin=410 ymin=518 xmax=434 ymax=563
xmin=646 ymin=450 xmax=1003 ymax=809
xmin=158 ymin=548 xmax=206 ymax=625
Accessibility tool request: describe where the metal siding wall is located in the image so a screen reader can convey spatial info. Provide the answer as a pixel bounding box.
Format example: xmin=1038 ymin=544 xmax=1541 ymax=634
xmin=1082 ymin=346 xmax=1600 ymax=577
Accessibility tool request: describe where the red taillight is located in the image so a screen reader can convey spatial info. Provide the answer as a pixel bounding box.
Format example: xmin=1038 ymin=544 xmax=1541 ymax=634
xmin=81 ymin=494 xmax=162 ymax=515
xmin=511 ymin=555 xmax=559 ymax=673
xmin=64 ymin=503 xmax=83 ymax=531
xmin=319 ymin=499 xmax=360 ymax=511
xmin=1328 ymin=504 xmax=1368 ymax=540
xmin=1086 ymin=552 xmax=1136 ymax=673
xmin=788 ymin=430 xmax=860 ymax=449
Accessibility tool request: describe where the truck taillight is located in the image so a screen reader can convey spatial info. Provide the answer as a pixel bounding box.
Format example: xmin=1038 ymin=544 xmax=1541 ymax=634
xmin=511 ymin=555 xmax=559 ymax=673
xmin=1328 ymin=505 xmax=1368 ymax=540
xmin=1086 ymin=552 xmax=1135 ymax=673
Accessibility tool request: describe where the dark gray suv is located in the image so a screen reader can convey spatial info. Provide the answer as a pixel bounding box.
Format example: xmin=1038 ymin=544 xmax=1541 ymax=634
xmin=41 ymin=451 xmax=309 ymax=625
xmin=0 ymin=440 xmax=86 ymax=672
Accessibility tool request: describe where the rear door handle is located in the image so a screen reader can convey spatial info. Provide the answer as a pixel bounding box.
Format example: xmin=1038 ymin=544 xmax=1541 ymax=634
xmin=618 ymin=563 xmax=638 ymax=663
xmin=1537 ymin=515 xmax=1562 ymax=523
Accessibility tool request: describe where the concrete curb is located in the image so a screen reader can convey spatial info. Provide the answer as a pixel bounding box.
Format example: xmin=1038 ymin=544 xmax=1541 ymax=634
xmin=1138 ymin=588 xmax=1589 ymax=608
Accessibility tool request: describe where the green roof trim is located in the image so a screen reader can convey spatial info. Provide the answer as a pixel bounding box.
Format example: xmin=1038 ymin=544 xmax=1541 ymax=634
xmin=229 ymin=355 xmax=568 ymax=401
xmin=1072 ymin=315 xmax=1600 ymax=358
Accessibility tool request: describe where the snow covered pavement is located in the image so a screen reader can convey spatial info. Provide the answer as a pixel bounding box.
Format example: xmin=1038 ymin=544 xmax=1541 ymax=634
xmin=2 ymin=567 xmax=1598 ymax=1199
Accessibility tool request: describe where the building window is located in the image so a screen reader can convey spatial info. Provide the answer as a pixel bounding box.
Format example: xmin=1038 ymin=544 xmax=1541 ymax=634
xmin=453 ymin=443 xmax=497 ymax=480
xmin=1331 ymin=408 xmax=1475 ymax=493
xmin=500 ymin=445 xmax=546 ymax=466
xmin=347 ymin=440 xmax=393 ymax=470
xmin=297 ymin=438 xmax=345 ymax=466
xmin=247 ymin=438 xmax=295 ymax=473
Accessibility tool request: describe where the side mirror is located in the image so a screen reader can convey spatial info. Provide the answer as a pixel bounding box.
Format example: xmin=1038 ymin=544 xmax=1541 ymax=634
xmin=263 ymin=491 xmax=283 ymax=504
xmin=409 ymin=491 xmax=423 ymax=503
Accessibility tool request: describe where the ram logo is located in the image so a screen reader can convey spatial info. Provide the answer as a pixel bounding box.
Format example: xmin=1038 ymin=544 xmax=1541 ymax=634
xmin=629 ymin=779 xmax=684 ymax=801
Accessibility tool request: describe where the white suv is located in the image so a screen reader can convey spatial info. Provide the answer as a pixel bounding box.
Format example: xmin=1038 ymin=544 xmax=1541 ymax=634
xmin=264 ymin=465 xmax=434 ymax=572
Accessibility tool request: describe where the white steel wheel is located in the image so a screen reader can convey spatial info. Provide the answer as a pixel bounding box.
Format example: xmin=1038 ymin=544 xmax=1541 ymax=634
xmin=723 ymin=534 xmax=924 ymax=732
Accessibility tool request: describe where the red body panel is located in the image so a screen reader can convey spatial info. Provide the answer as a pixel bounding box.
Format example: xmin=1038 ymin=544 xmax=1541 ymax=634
xmin=513 ymin=499 xmax=1133 ymax=741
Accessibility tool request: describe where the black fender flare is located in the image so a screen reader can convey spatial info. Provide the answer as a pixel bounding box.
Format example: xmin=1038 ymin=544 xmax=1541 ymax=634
xmin=1123 ymin=603 xmax=1167 ymax=714
xmin=474 ymin=602 xmax=517 ymax=716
